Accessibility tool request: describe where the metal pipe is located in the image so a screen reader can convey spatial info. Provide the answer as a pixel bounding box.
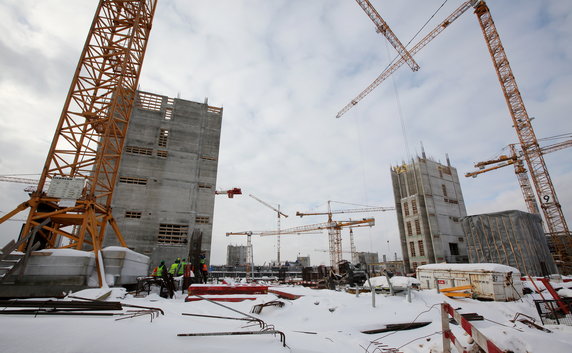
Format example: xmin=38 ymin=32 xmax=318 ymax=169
xmin=182 ymin=313 xmax=264 ymax=328
xmin=177 ymin=330 xmax=286 ymax=347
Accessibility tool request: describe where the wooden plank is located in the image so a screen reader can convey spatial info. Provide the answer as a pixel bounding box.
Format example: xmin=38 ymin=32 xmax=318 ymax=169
xmin=440 ymin=285 xmax=472 ymax=292
xmin=443 ymin=292 xmax=472 ymax=298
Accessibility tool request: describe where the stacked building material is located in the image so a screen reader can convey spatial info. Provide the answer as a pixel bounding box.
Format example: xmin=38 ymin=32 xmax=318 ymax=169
xmin=185 ymin=284 xmax=268 ymax=302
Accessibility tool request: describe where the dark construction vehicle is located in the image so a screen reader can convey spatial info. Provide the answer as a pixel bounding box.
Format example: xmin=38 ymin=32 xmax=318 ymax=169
xmin=331 ymin=260 xmax=367 ymax=287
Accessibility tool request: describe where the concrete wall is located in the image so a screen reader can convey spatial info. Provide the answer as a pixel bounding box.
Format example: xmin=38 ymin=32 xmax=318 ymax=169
xmin=391 ymin=154 xmax=468 ymax=272
xmin=227 ymin=245 xmax=248 ymax=266
xmin=104 ymin=91 xmax=222 ymax=270
xmin=461 ymin=210 xmax=558 ymax=276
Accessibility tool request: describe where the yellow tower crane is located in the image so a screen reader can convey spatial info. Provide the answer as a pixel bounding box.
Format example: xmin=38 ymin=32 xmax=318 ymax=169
xmin=233 ymin=218 xmax=375 ymax=272
xmin=0 ymin=0 xmax=158 ymax=285
xmin=296 ymin=201 xmax=392 ymax=269
xmin=337 ymin=0 xmax=571 ymax=273
xmin=248 ymin=194 xmax=288 ymax=265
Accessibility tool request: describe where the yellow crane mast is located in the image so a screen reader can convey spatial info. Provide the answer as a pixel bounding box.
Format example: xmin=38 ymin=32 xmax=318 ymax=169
xmin=0 ymin=0 xmax=158 ymax=285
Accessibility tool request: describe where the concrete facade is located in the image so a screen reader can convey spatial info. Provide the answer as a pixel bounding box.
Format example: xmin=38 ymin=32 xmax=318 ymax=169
xmin=104 ymin=91 xmax=222 ymax=269
xmin=461 ymin=210 xmax=557 ymax=276
xmin=356 ymin=252 xmax=379 ymax=266
xmin=227 ymin=245 xmax=248 ymax=266
xmin=297 ymin=256 xmax=311 ymax=267
xmin=391 ymin=153 xmax=468 ymax=272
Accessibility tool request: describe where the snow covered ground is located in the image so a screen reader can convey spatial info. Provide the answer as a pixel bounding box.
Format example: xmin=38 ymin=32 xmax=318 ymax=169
xmin=1 ymin=284 xmax=571 ymax=353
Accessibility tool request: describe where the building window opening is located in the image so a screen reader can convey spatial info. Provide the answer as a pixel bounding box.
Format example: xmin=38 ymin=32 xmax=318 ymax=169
xmin=125 ymin=145 xmax=153 ymax=156
xmin=418 ymin=240 xmax=425 ymax=256
xmin=164 ymin=108 xmax=173 ymax=120
xmin=410 ymin=241 xmax=416 ymax=257
xmin=158 ymin=129 xmax=169 ymax=147
xmin=158 ymin=223 xmax=189 ymax=245
xmin=411 ymin=199 xmax=417 ymax=214
xmin=406 ymin=221 xmax=412 ymax=236
xmin=414 ymin=219 xmax=421 ymax=235
xmin=125 ymin=211 xmax=142 ymax=219
xmin=195 ymin=216 xmax=210 ymax=224
xmin=403 ymin=201 xmax=409 ymax=216
xmin=441 ymin=184 xmax=448 ymax=197
xmin=449 ymin=242 xmax=459 ymax=256
xmin=156 ymin=150 xmax=168 ymax=158
xmin=119 ymin=176 xmax=148 ymax=185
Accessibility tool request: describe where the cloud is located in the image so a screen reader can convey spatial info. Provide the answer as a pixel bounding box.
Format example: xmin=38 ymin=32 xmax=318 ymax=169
xmin=1 ymin=0 xmax=571 ymax=266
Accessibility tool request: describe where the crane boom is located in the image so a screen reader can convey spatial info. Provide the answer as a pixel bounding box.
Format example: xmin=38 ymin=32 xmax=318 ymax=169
xmin=258 ymin=218 xmax=375 ymax=236
xmin=0 ymin=176 xmax=41 ymax=185
xmin=354 ymin=0 xmax=419 ymax=72
xmin=466 ymin=139 xmax=572 ymax=178
xmin=466 ymin=138 xmax=572 ymax=218
xmin=248 ymin=194 xmax=288 ymax=217
xmin=296 ymin=206 xmax=394 ymax=217
xmin=337 ymin=0 xmax=477 ymax=118
xmin=474 ymin=1 xmax=571 ymax=272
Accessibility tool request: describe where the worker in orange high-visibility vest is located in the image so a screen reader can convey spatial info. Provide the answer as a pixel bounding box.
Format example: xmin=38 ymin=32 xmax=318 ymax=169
xmin=201 ymin=262 xmax=208 ymax=284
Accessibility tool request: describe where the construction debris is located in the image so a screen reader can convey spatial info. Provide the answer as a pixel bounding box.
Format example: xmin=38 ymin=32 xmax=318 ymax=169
xmin=360 ymin=321 xmax=431 ymax=334
xmin=188 ymin=284 xmax=268 ymax=296
xmin=250 ymin=300 xmax=285 ymax=314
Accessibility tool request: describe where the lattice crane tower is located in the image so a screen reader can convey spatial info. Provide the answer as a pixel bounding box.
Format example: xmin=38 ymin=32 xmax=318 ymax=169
xmin=0 ymin=0 xmax=158 ymax=285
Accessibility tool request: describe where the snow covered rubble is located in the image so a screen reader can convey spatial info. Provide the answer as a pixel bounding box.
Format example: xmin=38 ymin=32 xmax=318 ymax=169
xmin=1 ymin=283 xmax=572 ymax=353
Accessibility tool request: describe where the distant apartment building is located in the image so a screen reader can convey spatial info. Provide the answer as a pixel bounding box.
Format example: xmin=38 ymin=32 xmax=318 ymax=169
xmin=297 ymin=256 xmax=311 ymax=267
xmin=391 ymin=152 xmax=468 ymax=272
xmin=356 ymin=252 xmax=379 ymax=266
xmin=103 ymin=90 xmax=222 ymax=269
xmin=227 ymin=245 xmax=248 ymax=266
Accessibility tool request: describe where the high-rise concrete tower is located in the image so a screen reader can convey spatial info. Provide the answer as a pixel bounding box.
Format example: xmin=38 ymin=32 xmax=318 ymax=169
xmin=391 ymin=152 xmax=468 ymax=272
xmin=104 ymin=90 xmax=222 ymax=268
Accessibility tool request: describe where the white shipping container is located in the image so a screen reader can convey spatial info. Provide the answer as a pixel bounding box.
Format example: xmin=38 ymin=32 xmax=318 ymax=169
xmin=416 ymin=263 xmax=523 ymax=301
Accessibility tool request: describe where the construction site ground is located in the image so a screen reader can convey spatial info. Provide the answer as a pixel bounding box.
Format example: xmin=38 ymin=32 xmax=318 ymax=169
xmin=1 ymin=282 xmax=572 ymax=353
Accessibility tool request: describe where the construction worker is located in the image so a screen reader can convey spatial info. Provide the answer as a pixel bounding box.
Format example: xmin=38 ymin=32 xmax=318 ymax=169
xmin=169 ymin=258 xmax=180 ymax=276
xmin=178 ymin=258 xmax=187 ymax=276
xmin=153 ymin=260 xmax=166 ymax=277
xmin=201 ymin=262 xmax=208 ymax=284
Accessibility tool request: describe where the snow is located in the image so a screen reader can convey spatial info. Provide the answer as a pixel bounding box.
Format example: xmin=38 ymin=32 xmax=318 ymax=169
xmin=1 ymin=284 xmax=571 ymax=353
xmin=558 ymin=288 xmax=572 ymax=298
xmin=34 ymin=248 xmax=94 ymax=257
xmin=417 ymin=263 xmax=521 ymax=274
xmin=368 ymin=275 xmax=420 ymax=288
xmin=102 ymin=246 xmax=150 ymax=263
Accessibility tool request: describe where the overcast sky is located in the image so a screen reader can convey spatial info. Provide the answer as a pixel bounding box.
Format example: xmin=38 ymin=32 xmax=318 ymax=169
xmin=0 ymin=0 xmax=571 ymax=266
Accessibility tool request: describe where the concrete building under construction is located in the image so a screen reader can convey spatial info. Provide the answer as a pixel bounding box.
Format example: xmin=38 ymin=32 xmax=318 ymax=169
xmin=356 ymin=252 xmax=379 ymax=266
xmin=391 ymin=152 xmax=468 ymax=272
xmin=103 ymin=91 xmax=223 ymax=269
xmin=461 ymin=210 xmax=557 ymax=276
xmin=227 ymin=245 xmax=248 ymax=266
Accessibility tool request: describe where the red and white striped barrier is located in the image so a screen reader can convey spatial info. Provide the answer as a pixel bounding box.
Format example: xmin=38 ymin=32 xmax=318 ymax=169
xmin=441 ymin=303 xmax=507 ymax=353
